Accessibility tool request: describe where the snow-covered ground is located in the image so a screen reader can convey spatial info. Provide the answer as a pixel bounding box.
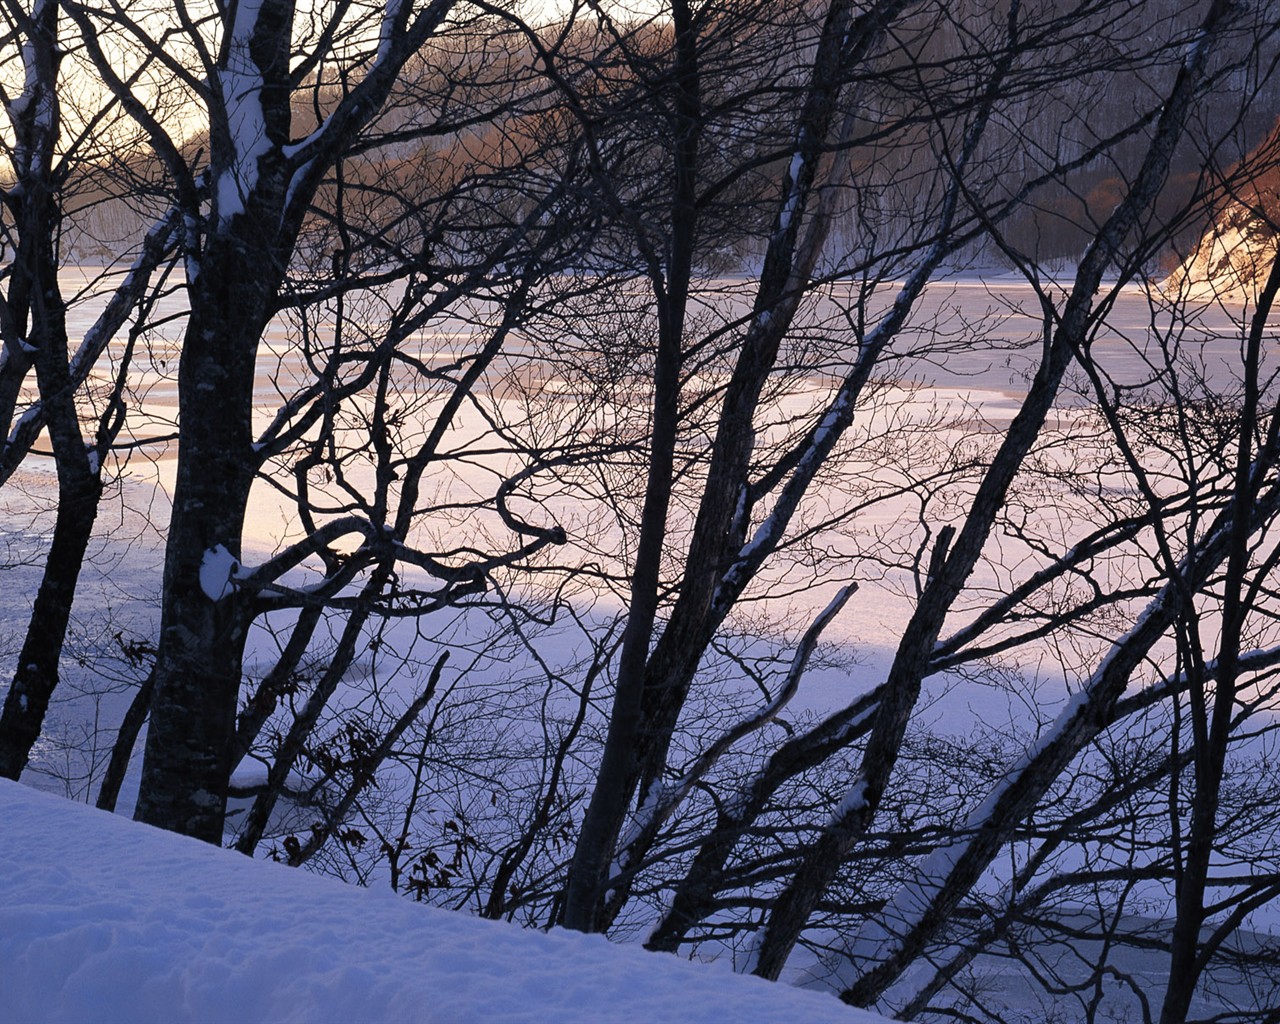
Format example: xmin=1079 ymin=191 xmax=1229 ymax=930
xmin=0 ymin=779 xmax=886 ymax=1024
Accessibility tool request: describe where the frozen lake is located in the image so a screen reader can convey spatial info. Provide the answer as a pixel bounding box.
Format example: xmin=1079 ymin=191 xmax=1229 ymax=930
xmin=16 ymin=265 xmax=1268 ymax=808
xmin=5 ymin=267 xmax=1277 ymax=1021
xmin=56 ymin=265 xmax=1265 ymax=410
xmin=25 ymin=266 xmax=1270 ymax=728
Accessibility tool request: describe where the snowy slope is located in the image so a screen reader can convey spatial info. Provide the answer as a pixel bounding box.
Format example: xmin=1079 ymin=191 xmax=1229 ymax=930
xmin=1167 ymin=200 xmax=1278 ymax=304
xmin=0 ymin=780 xmax=885 ymax=1024
xmin=1165 ymin=121 xmax=1280 ymax=305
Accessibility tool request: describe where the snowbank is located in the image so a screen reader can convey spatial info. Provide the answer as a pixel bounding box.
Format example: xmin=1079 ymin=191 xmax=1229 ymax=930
xmin=0 ymin=780 xmax=883 ymax=1024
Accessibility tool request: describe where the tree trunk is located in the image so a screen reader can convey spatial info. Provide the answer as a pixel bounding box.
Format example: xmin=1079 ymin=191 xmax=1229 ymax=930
xmin=0 ymin=471 xmax=101 ymax=778
xmin=133 ymin=235 xmax=272 ymax=841
xmin=131 ymin=0 xmax=295 ymax=843
xmin=1158 ymin=230 xmax=1280 ymax=1024
xmin=96 ymin=670 xmax=154 ymax=812
xmin=558 ymin=0 xmax=701 ymax=931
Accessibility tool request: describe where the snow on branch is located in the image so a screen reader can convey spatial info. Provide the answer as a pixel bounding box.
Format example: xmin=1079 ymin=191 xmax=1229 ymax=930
xmin=70 ymin=210 xmax=182 ymax=380
xmin=0 ymin=209 xmax=181 ymax=486
xmin=215 ymin=0 xmax=273 ymax=225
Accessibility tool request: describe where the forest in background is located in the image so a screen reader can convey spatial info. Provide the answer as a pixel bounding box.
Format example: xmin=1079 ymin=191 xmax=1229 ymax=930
xmin=56 ymin=0 xmax=1280 ymax=271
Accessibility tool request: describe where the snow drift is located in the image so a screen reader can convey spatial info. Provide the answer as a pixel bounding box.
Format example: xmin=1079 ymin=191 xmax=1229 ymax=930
xmin=0 ymin=780 xmax=884 ymax=1024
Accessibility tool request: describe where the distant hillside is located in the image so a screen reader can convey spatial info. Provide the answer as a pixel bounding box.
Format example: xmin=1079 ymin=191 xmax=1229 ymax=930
xmin=1167 ymin=120 xmax=1280 ymax=303
xmin=55 ymin=2 xmax=1280 ymax=276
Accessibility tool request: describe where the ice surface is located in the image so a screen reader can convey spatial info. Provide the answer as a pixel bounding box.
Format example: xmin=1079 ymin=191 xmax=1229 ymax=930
xmin=0 ymin=780 xmax=887 ymax=1024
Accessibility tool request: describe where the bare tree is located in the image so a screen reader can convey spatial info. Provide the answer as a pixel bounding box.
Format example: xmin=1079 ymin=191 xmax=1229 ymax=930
xmin=61 ymin=0 xmax=582 ymax=841
xmin=468 ymin=0 xmax=1280 ymax=1015
xmin=0 ymin=0 xmax=179 ymax=780
xmin=5 ymin=0 xmax=1280 ymax=1018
